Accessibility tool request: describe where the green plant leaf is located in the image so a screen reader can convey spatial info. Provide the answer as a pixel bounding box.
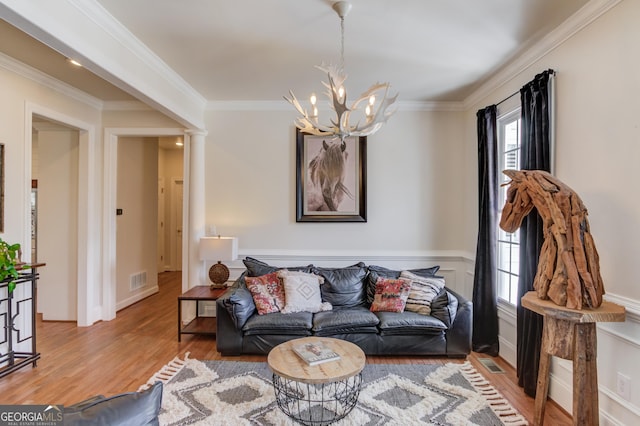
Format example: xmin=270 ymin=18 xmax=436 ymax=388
xmin=0 ymin=237 xmax=22 ymax=294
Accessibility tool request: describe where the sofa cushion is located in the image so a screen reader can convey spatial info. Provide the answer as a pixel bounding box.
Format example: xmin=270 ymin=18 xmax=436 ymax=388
xmin=376 ymin=311 xmax=447 ymax=335
xmin=313 ymin=263 xmax=368 ymax=308
xmin=245 ymin=272 xmax=286 ymax=315
xmin=366 ymin=264 xmax=440 ymax=304
xmin=429 ymin=289 xmax=459 ymax=328
xmin=242 ymin=311 xmax=313 ymax=336
xmin=223 ymin=284 xmax=257 ymax=329
xmin=312 ymin=307 xmax=380 ymax=335
xmin=243 ymin=256 xmax=313 ymax=277
xmin=370 ymin=277 xmax=411 ymax=313
xmin=401 ymin=270 xmax=446 ymax=316
xmin=278 ymin=270 xmax=332 ymax=314
xmin=64 ymin=381 xmax=163 ymax=426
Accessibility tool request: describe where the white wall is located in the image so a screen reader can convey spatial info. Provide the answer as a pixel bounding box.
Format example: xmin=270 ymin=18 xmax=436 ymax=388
xmin=36 ymin=128 xmax=79 ymax=321
xmin=0 ymin=55 xmax=106 ymax=329
xmin=1 ymin=52 xmax=187 ymax=327
xmin=102 ymin=110 xmax=184 ymax=129
xmin=463 ymin=1 xmax=640 ymax=423
xmin=0 ymin=58 xmax=102 ymax=246
xmin=204 ymin=108 xmax=467 ymax=254
xmin=115 ymin=137 xmax=159 ymax=309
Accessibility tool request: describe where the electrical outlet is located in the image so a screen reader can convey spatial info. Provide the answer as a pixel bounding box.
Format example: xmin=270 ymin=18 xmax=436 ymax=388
xmin=617 ymin=372 xmax=631 ymax=401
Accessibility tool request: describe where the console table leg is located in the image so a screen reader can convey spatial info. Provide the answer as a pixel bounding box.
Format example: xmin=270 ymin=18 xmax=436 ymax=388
xmin=522 ymin=292 xmax=625 ymax=426
xmin=573 ymin=323 xmax=598 ymax=426
xmin=534 ymin=321 xmax=552 ymax=426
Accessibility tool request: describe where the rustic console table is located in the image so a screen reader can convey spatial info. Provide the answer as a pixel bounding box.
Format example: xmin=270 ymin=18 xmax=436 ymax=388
xmin=0 ymin=264 xmax=45 ymax=378
xmin=521 ymin=291 xmax=626 ymax=426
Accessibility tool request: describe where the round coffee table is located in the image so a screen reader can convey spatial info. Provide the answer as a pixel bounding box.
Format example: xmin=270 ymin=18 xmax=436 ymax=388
xmin=267 ymin=337 xmax=366 ymax=426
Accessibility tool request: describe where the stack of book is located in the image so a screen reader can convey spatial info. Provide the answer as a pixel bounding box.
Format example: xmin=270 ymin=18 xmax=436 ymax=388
xmin=292 ymin=341 xmax=341 ymax=366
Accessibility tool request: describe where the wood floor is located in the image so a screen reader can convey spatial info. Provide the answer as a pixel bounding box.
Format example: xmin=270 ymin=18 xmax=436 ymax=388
xmin=1 ymin=272 xmax=571 ymax=424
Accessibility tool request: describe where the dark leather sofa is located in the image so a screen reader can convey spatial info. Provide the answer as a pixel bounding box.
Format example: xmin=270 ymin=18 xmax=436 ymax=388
xmin=216 ymin=258 xmax=472 ymax=357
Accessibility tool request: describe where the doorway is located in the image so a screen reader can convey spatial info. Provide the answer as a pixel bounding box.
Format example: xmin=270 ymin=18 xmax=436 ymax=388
xmin=171 ymin=178 xmax=184 ymax=271
xmin=32 ymin=116 xmax=79 ymax=321
xmin=114 ymin=136 xmax=184 ymax=309
xmin=158 ymin=136 xmax=185 ymax=272
xmin=103 ymin=128 xmax=187 ymax=321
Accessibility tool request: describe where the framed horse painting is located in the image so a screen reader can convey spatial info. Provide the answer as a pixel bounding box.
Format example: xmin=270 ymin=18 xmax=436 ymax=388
xmin=296 ymin=129 xmax=366 ymax=222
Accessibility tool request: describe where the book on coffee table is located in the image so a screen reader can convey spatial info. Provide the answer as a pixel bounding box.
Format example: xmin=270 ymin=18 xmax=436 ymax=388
xmin=292 ymin=341 xmax=341 ymax=366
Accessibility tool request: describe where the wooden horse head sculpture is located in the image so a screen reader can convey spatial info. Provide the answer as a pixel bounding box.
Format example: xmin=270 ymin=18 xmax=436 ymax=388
xmin=500 ymin=170 xmax=604 ymax=309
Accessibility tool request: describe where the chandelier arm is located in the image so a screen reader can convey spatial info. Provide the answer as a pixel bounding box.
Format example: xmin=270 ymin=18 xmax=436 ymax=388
xmin=285 ymin=1 xmax=397 ymax=140
xmin=326 ymin=72 xmax=351 ymax=136
xmin=284 ymin=91 xmax=309 ymax=117
xmin=344 ymin=84 xmax=398 ymax=135
xmin=349 ymin=83 xmax=391 ymax=108
xmin=285 ymin=91 xmax=338 ymax=135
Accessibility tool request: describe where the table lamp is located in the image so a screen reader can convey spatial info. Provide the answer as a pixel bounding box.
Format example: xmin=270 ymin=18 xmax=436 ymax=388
xmin=199 ymin=236 xmax=238 ymax=289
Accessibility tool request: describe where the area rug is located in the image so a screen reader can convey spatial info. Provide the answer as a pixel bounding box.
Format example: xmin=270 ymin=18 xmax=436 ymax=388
xmin=141 ymin=354 xmax=528 ymax=426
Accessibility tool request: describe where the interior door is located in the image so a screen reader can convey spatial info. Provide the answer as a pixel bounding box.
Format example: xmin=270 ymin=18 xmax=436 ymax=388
xmin=157 ymin=177 xmax=165 ymax=272
xmin=172 ymin=178 xmax=183 ymax=271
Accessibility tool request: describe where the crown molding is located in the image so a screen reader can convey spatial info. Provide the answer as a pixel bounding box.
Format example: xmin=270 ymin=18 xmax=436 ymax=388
xmin=0 ymin=51 xmax=103 ymax=110
xmin=399 ymin=101 xmax=465 ymax=112
xmin=463 ymin=0 xmax=623 ymax=109
xmin=206 ymin=100 xmax=465 ymax=112
xmin=208 ymin=0 xmax=623 ymax=113
xmin=67 ymin=0 xmax=206 ymax=107
xmin=0 ymin=0 xmax=207 ymax=128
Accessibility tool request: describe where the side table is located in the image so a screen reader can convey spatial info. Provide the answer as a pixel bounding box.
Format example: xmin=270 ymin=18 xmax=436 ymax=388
xmin=177 ymin=286 xmax=227 ymax=342
xmin=521 ymin=291 xmax=625 ymax=426
xmin=268 ymin=337 xmax=366 ymax=426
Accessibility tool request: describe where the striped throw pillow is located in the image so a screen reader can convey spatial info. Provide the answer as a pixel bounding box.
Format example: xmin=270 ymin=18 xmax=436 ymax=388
xmin=401 ymin=270 xmax=446 ymax=316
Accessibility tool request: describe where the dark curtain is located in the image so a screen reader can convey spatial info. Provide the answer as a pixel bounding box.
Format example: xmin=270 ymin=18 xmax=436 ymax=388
xmin=472 ymin=105 xmax=499 ymax=356
xmin=517 ymin=69 xmax=554 ymax=396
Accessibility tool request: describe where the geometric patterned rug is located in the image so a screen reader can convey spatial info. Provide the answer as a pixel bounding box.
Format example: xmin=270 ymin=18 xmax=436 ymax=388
xmin=140 ymin=354 xmax=528 ymax=425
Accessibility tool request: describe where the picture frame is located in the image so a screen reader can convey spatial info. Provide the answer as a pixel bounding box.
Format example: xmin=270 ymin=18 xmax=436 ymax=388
xmin=296 ymin=129 xmax=366 ymax=222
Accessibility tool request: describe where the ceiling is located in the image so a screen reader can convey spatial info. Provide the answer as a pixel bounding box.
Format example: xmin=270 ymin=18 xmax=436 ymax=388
xmin=1 ymin=0 xmax=590 ymax=104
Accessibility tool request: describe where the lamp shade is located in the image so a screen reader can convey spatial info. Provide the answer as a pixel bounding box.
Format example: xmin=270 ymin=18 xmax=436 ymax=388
xmin=198 ymin=237 xmax=238 ymax=262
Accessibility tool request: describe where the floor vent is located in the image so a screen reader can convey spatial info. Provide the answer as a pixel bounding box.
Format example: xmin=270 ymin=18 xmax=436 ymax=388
xmin=130 ymin=271 xmax=147 ymax=291
xmin=478 ymin=358 xmax=506 ymax=374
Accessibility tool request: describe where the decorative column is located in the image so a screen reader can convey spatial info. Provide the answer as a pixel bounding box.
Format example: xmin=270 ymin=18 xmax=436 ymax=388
xmin=185 ymin=129 xmax=208 ymax=290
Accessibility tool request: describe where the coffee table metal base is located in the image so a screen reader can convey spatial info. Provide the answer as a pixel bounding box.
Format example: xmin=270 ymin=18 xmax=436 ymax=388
xmin=272 ymin=372 xmax=362 ymax=426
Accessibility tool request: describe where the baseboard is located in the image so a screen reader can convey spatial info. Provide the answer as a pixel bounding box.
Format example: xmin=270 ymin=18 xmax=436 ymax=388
xmin=498 ymin=335 xmax=516 ymax=367
xmin=116 ymin=285 xmax=159 ymax=311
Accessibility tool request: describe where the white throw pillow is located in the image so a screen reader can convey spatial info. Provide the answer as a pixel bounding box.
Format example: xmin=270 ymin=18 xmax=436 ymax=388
xmin=277 ymin=270 xmax=332 ymax=314
xmin=400 ymin=270 xmax=446 ymax=316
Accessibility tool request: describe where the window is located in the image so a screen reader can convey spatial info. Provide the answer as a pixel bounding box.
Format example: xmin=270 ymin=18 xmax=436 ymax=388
xmin=497 ymin=109 xmax=521 ymax=304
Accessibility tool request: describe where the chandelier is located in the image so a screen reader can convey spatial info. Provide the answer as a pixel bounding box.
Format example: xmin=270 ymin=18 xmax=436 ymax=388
xmin=284 ymin=1 xmax=397 ymax=142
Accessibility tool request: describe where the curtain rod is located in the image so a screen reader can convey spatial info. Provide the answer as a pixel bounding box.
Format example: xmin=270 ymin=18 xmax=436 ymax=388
xmin=496 ymin=90 xmax=518 ymax=107
xmin=495 ymin=69 xmax=556 ymax=107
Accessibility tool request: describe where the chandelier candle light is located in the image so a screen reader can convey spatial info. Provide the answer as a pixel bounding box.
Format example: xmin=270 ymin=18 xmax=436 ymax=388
xmin=284 ymin=1 xmax=397 ymax=142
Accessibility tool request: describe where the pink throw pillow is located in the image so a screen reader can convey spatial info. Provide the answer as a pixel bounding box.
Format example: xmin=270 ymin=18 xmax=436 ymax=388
xmin=370 ymin=277 xmax=411 ymax=313
xmin=245 ymin=272 xmax=286 ymax=315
